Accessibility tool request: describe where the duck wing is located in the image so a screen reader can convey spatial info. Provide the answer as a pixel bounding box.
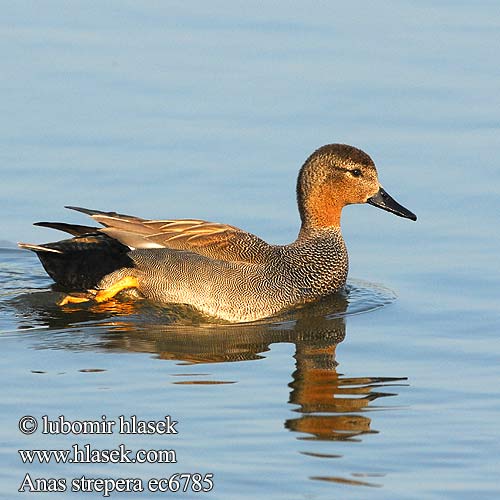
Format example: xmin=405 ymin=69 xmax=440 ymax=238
xmin=66 ymin=206 xmax=274 ymax=264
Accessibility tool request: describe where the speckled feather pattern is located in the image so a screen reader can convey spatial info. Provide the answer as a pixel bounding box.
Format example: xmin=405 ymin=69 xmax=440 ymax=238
xmin=99 ymin=228 xmax=347 ymax=322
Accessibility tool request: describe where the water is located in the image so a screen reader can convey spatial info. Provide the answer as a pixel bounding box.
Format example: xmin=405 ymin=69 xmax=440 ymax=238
xmin=1 ymin=2 xmax=500 ymax=498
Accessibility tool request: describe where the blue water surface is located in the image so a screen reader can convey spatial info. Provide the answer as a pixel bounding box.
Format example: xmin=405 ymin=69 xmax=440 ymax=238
xmin=1 ymin=2 xmax=500 ymax=499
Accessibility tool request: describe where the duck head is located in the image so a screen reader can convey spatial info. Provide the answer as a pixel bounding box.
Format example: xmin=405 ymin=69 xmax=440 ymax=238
xmin=297 ymin=144 xmax=417 ymax=230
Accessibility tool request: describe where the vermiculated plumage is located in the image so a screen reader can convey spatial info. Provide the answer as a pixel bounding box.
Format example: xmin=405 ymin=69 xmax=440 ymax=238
xmin=19 ymin=144 xmax=416 ymax=322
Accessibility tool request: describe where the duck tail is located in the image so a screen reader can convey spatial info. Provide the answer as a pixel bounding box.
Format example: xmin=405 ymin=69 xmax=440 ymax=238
xmin=18 ymin=242 xmax=63 ymax=254
xmin=18 ymin=234 xmax=133 ymax=291
xmin=34 ymin=221 xmax=98 ymax=237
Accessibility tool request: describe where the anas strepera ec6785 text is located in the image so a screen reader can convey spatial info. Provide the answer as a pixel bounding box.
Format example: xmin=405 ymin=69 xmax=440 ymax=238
xmin=19 ymin=144 xmax=416 ymax=322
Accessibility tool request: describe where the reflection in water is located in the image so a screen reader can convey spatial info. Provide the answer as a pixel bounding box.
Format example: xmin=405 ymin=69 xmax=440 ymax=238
xmin=288 ymin=344 xmax=404 ymax=440
xmin=310 ymin=474 xmax=383 ymax=488
xmin=6 ymin=284 xmax=407 ymax=488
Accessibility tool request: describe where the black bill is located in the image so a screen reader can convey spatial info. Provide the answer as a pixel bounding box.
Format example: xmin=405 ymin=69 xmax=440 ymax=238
xmin=367 ymin=186 xmax=417 ymax=221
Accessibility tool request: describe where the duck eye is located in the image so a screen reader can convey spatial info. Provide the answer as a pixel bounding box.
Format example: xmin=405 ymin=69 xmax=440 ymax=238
xmin=351 ymin=169 xmax=362 ymax=177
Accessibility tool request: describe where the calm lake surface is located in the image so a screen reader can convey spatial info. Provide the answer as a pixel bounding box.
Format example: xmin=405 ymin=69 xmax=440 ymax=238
xmin=1 ymin=2 xmax=500 ymax=499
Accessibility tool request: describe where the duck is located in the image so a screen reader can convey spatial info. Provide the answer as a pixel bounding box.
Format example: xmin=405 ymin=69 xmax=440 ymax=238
xmin=19 ymin=144 xmax=416 ymax=323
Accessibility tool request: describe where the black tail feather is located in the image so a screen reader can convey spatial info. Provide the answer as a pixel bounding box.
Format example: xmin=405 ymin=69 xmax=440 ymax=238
xmin=34 ymin=222 xmax=99 ymax=237
xmin=20 ymin=233 xmax=133 ymax=291
xmin=65 ymin=206 xmax=136 ymax=219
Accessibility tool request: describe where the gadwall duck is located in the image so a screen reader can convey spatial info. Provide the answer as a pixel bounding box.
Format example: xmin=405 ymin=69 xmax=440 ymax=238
xmin=19 ymin=144 xmax=416 ymax=322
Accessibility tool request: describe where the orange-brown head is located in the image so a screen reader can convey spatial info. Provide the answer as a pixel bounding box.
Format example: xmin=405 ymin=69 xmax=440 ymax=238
xmin=297 ymin=144 xmax=416 ymax=230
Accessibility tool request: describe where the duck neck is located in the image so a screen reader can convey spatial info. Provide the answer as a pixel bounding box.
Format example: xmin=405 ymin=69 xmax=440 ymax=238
xmin=297 ymin=210 xmax=343 ymax=241
xmin=297 ymin=222 xmax=341 ymax=242
xmin=297 ymin=182 xmax=344 ymax=237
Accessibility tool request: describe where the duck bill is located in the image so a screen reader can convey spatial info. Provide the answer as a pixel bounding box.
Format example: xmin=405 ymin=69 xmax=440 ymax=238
xmin=367 ymin=186 xmax=417 ymax=221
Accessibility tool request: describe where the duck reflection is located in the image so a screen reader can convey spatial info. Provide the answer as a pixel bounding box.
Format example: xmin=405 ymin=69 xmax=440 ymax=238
xmin=287 ymin=339 xmax=403 ymax=441
xmin=12 ymin=289 xmax=407 ymax=448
